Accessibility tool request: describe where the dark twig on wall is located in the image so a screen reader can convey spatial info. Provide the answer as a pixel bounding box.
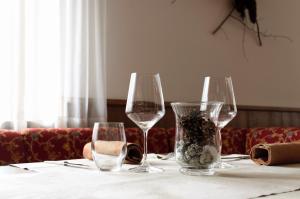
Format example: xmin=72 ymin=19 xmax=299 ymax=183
xmin=242 ymin=23 xmax=248 ymax=61
xmin=212 ymin=7 xmax=235 ymax=35
xmin=255 ymin=22 xmax=262 ymax=46
xmin=230 ymin=15 xmax=293 ymax=43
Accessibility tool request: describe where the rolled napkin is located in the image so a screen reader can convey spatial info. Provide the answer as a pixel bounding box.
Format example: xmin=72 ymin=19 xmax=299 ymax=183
xmin=250 ymin=142 xmax=300 ymax=166
xmin=83 ymin=141 xmax=143 ymax=164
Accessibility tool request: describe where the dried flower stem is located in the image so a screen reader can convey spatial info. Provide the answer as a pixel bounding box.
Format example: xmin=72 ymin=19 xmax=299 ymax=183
xmin=230 ymin=15 xmax=293 ymax=43
xmin=212 ymin=7 xmax=235 ymax=35
xmin=256 ymin=22 xmax=262 ymax=46
xmin=242 ymin=24 xmax=248 ymax=61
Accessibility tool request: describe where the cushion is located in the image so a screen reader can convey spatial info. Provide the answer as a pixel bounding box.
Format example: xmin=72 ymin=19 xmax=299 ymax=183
xmin=0 ymin=130 xmax=26 ymax=165
xmin=21 ymin=128 xmax=92 ymax=162
xmin=246 ymin=127 xmax=300 ymax=154
xmin=148 ymin=128 xmax=169 ymax=154
xmin=221 ymin=128 xmax=248 ymax=154
xmin=125 ymin=128 xmax=170 ymax=154
xmin=167 ymin=128 xmax=176 ymax=152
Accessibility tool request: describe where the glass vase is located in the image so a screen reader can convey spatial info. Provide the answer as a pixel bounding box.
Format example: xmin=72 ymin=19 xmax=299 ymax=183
xmin=171 ymin=102 xmax=223 ymax=176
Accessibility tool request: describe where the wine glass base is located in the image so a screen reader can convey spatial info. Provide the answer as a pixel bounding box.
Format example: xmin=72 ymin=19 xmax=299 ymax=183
xmin=129 ymin=165 xmax=164 ymax=173
xmin=214 ymin=161 xmax=235 ymax=169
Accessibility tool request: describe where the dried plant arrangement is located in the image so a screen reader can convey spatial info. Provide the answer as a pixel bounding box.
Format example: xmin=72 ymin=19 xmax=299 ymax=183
xmin=171 ymin=0 xmax=292 ymax=48
xmin=212 ymin=0 xmax=263 ymax=46
xmin=176 ymin=110 xmax=218 ymax=168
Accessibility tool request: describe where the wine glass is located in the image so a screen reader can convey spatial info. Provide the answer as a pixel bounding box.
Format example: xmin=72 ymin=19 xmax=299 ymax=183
xmin=201 ymin=76 xmax=237 ymax=168
xmin=125 ymin=73 xmax=165 ymax=173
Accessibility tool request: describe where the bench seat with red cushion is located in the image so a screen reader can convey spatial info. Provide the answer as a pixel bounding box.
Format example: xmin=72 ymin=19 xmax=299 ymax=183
xmin=1 ymin=127 xmax=300 ymax=165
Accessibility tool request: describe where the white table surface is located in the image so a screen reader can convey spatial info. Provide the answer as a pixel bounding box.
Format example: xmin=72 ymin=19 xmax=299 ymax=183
xmin=1 ymin=155 xmax=300 ymax=199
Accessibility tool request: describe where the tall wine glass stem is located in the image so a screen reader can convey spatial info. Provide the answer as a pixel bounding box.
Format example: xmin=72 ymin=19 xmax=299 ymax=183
xmin=216 ymin=127 xmax=234 ymax=169
xmin=217 ymin=127 xmax=223 ymax=155
xmin=128 ymin=127 xmax=164 ymax=173
xmin=141 ymin=129 xmax=149 ymax=167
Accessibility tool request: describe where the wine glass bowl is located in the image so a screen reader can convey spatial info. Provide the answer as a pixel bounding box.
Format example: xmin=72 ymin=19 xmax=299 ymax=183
xmin=127 ymin=102 xmax=165 ymax=131
xmin=125 ymin=73 xmax=165 ymax=173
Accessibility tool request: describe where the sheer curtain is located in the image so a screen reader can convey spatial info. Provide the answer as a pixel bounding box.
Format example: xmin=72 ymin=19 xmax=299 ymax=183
xmin=0 ymin=0 xmax=107 ymax=130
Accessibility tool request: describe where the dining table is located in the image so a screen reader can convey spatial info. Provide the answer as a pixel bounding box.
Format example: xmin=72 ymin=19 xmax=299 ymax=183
xmin=1 ymin=154 xmax=300 ymax=199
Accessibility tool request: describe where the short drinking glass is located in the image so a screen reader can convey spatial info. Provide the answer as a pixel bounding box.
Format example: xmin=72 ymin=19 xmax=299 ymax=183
xmin=92 ymin=122 xmax=127 ymax=172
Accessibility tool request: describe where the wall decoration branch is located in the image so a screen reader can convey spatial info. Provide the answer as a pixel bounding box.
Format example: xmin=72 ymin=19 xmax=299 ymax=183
xmin=172 ymin=0 xmax=292 ymax=48
xmin=212 ymin=0 xmax=263 ymax=46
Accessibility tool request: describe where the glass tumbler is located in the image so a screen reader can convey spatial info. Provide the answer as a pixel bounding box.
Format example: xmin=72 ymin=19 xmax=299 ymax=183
xmin=92 ymin=122 xmax=127 ymax=172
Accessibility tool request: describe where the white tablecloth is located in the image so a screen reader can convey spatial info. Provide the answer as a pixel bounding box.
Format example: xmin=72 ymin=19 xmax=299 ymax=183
xmin=1 ymin=155 xmax=300 ymax=199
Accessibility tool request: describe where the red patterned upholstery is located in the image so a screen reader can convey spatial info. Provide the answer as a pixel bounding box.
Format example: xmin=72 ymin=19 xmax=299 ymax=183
xmin=167 ymin=128 xmax=176 ymax=152
xmin=0 ymin=130 xmax=26 ymax=165
xmin=4 ymin=127 xmax=300 ymax=165
xmin=21 ymin=128 xmax=92 ymax=162
xmin=148 ymin=128 xmax=169 ymax=154
xmin=125 ymin=128 xmax=143 ymax=149
xmin=6 ymin=127 xmax=170 ymax=164
xmin=125 ymin=128 xmax=170 ymax=154
xmin=246 ymin=127 xmax=300 ymax=154
xmin=221 ymin=128 xmax=248 ymax=154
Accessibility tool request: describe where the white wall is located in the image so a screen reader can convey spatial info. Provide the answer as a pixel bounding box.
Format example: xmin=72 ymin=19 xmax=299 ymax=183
xmin=106 ymin=0 xmax=300 ymax=108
